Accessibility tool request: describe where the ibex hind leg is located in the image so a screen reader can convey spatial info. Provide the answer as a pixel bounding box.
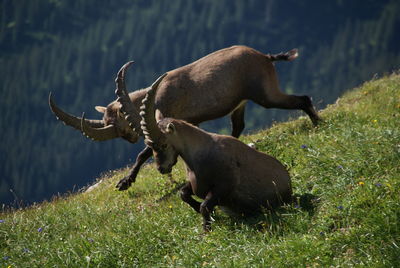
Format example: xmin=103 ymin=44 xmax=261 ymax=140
xmin=254 ymin=90 xmax=321 ymax=126
xmin=300 ymin=96 xmax=321 ymax=126
xmin=230 ymin=101 xmax=246 ymax=138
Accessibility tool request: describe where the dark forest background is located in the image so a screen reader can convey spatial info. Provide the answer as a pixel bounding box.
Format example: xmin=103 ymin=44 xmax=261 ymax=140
xmin=1 ymin=0 xmax=399 ymax=206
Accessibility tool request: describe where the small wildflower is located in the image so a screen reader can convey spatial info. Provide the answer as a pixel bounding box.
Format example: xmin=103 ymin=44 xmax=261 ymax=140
xmin=294 ymin=204 xmax=301 ymax=209
xmin=23 ymin=248 xmax=30 ymax=253
xmin=88 ymin=238 xmax=94 ymax=243
xmin=375 ymin=183 xmax=382 ymax=187
xmin=319 ymin=231 xmax=325 ymax=236
xmin=337 ymin=205 xmax=344 ymax=210
xmin=358 ymin=181 xmax=365 ymax=186
xmin=301 ymin=144 xmax=307 ymax=149
xmin=0 ymin=220 xmax=4 ymax=223
xmin=372 ymin=119 xmax=378 ymax=123
xmin=168 ymin=205 xmax=173 ymax=209
xmin=38 ymin=227 xmax=43 ymax=232
xmin=337 ymin=165 xmax=343 ymax=169
xmin=3 ymin=256 xmax=9 ymax=260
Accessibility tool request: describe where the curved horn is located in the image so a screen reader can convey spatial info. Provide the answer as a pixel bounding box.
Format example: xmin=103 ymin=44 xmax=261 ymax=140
xmin=81 ymin=113 xmax=119 ymax=141
xmin=139 ymin=73 xmax=168 ymax=146
xmin=114 ymin=61 xmax=140 ymax=134
xmin=49 ymin=92 xmax=104 ymax=130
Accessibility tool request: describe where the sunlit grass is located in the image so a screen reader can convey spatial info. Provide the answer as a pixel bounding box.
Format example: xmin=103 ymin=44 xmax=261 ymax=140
xmin=1 ymin=73 xmax=399 ymax=267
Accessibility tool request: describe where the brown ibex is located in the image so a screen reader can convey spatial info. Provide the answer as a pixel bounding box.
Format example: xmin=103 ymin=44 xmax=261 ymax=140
xmin=49 ymin=45 xmax=320 ymax=191
xmin=139 ymin=73 xmax=292 ymax=231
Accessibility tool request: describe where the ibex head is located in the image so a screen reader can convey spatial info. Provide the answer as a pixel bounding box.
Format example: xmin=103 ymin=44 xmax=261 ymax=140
xmin=49 ymin=62 xmax=141 ymax=143
xmin=139 ymin=73 xmax=179 ymax=174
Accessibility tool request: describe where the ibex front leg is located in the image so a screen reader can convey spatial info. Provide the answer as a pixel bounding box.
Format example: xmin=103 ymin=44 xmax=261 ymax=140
xmin=116 ymin=146 xmax=153 ymax=191
xmin=180 ymin=182 xmax=201 ymax=213
xmin=200 ymin=191 xmax=220 ymax=232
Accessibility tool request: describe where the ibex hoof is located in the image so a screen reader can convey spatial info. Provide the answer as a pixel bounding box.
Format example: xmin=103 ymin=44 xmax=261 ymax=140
xmin=116 ymin=176 xmax=132 ymax=191
xmin=312 ymin=116 xmax=322 ymax=127
xmin=203 ymin=224 xmax=212 ymax=233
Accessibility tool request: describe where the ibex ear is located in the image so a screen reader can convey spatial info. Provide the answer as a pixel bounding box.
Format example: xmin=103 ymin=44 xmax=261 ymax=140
xmin=155 ymin=109 xmax=165 ymax=121
xmin=166 ymin=122 xmax=175 ymax=134
xmin=95 ymin=106 xmax=107 ymax=114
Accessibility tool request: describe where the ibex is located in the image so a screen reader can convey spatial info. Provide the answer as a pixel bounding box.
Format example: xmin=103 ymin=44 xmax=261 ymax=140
xmin=49 ymin=45 xmax=320 ymax=191
xmin=139 ymin=73 xmax=292 ymax=231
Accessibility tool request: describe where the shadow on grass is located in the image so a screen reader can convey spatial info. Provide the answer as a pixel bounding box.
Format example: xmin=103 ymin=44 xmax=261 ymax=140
xmin=126 ymin=177 xmax=185 ymax=201
xmin=221 ymin=193 xmax=319 ymax=233
xmin=137 ymin=183 xmax=319 ymax=235
xmin=293 ymin=192 xmax=320 ymax=215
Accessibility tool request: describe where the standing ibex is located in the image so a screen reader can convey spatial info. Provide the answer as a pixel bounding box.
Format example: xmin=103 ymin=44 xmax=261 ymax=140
xmin=139 ymin=73 xmax=292 ymax=231
xmin=49 ymin=45 xmax=320 ymax=191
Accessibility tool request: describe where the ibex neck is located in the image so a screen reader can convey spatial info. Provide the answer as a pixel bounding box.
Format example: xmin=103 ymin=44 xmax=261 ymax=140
xmin=174 ymin=123 xmax=214 ymax=169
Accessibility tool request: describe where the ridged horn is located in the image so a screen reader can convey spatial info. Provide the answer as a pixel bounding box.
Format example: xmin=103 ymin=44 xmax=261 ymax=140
xmin=81 ymin=112 xmax=119 ymax=141
xmin=140 ymin=73 xmax=168 ymax=146
xmin=114 ymin=61 xmax=140 ymax=134
xmin=49 ymin=92 xmax=104 ymax=130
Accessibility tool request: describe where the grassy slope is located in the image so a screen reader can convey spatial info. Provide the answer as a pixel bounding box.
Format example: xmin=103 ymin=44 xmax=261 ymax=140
xmin=1 ymin=74 xmax=399 ymax=267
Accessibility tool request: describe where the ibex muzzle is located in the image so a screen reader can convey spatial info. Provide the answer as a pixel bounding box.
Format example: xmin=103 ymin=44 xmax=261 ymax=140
xmin=140 ymin=73 xmax=292 ymax=231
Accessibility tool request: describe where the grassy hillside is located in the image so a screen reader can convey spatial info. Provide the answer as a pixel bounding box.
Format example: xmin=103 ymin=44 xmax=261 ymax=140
xmin=2 ymin=0 xmax=400 ymax=206
xmin=1 ymin=74 xmax=399 ymax=267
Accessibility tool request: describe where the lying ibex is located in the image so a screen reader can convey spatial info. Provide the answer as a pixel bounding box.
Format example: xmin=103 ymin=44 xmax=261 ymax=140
xmin=139 ymin=74 xmax=292 ymax=231
xmin=49 ymin=45 xmax=320 ymax=191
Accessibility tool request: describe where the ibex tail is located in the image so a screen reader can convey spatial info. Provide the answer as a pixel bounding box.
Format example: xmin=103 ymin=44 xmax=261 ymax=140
xmin=268 ymin=48 xmax=298 ymax=61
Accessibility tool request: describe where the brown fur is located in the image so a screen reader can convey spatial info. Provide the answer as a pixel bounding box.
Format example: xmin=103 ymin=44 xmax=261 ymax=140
xmin=115 ymin=46 xmax=319 ymax=190
xmin=140 ymin=76 xmax=292 ymax=231
xmin=50 ymin=46 xmax=320 ymax=191
xmin=150 ymin=118 xmax=292 ymax=231
xmin=152 ymin=46 xmax=317 ymax=125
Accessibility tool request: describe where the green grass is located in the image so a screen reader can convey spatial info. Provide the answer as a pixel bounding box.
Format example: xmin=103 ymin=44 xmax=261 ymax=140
xmin=1 ymin=73 xmax=400 ymax=267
